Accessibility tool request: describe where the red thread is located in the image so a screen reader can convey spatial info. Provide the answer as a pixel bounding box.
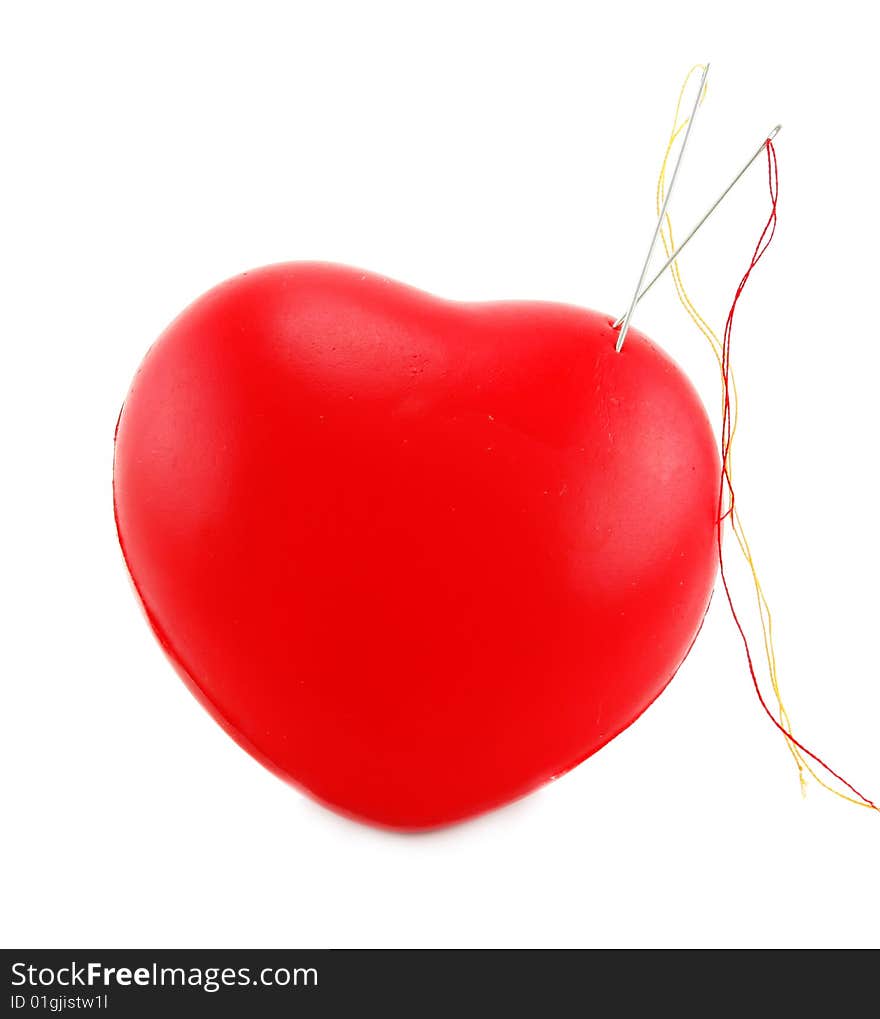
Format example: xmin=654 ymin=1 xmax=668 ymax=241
xmin=717 ymin=140 xmax=878 ymax=810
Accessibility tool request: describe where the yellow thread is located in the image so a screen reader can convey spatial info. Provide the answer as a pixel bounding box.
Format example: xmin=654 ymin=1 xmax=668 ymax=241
xmin=658 ymin=67 xmax=873 ymax=809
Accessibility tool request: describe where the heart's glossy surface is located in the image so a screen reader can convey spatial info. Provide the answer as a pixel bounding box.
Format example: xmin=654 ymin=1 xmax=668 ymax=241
xmin=114 ymin=262 xmax=719 ymax=829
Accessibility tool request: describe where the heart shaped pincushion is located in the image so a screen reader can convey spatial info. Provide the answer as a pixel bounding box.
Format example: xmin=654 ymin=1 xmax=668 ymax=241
xmin=113 ymin=262 xmax=720 ymax=829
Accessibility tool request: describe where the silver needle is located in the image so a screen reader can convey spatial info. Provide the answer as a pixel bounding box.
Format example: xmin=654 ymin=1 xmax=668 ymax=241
xmin=612 ymin=124 xmax=782 ymax=328
xmin=615 ymin=63 xmax=709 ymax=352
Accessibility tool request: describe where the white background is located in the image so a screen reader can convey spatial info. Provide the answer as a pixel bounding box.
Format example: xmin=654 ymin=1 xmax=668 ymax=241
xmin=2 ymin=1 xmax=878 ymax=949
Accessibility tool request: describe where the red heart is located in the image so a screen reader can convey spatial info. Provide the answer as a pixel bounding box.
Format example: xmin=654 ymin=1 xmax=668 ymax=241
xmin=114 ymin=262 xmax=719 ymax=829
